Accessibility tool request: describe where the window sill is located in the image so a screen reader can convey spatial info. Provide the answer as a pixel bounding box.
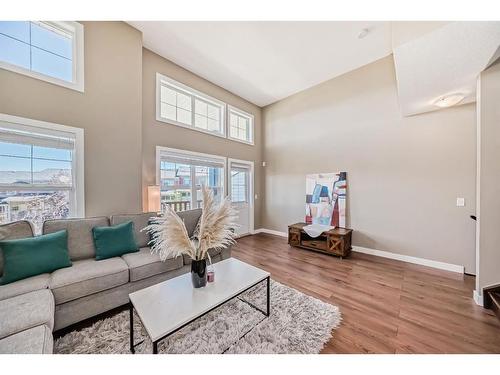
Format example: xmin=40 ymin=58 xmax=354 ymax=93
xmin=155 ymin=115 xmax=227 ymax=139
xmin=227 ymin=136 xmax=254 ymax=146
xmin=0 ymin=61 xmax=84 ymax=93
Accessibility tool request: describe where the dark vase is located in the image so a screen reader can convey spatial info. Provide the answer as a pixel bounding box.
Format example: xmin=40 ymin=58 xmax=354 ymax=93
xmin=191 ymin=259 xmax=207 ymax=288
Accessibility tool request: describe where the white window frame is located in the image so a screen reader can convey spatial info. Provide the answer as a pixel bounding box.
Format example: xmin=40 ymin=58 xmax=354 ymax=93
xmin=0 ymin=21 xmax=84 ymax=92
xmin=228 ymin=105 xmax=255 ymax=145
xmin=156 ymin=73 xmax=226 ymax=139
xmin=0 ymin=113 xmax=85 ymax=218
xmin=155 ymin=146 xmax=227 ymax=211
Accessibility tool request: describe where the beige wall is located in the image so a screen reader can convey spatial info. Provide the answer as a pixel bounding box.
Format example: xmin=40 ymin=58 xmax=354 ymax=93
xmin=141 ymin=48 xmax=263 ymax=227
xmin=477 ymin=61 xmax=500 ymax=292
xmin=0 ymin=21 xmax=143 ymax=217
xmin=262 ymin=56 xmax=477 ymax=272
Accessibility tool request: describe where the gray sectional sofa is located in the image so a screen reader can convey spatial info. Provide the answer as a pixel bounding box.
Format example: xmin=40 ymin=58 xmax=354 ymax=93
xmin=0 ymin=209 xmax=231 ymax=354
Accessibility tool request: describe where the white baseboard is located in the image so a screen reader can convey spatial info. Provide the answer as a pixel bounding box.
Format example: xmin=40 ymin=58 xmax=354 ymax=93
xmin=353 ymin=246 xmax=464 ymax=274
xmin=473 ymin=289 xmax=484 ymax=306
xmin=253 ymin=228 xmax=288 ymax=237
xmin=252 ymin=228 xmax=464 ymax=274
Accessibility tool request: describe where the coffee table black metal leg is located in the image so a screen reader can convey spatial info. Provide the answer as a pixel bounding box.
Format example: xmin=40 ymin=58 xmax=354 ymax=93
xmin=266 ymin=276 xmax=270 ymax=316
xmin=153 ymin=341 xmax=158 ymax=354
xmin=129 ymin=303 xmax=135 ymax=354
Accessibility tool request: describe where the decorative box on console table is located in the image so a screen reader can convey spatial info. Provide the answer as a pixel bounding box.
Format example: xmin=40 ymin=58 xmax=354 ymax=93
xmin=288 ymin=222 xmax=353 ymax=259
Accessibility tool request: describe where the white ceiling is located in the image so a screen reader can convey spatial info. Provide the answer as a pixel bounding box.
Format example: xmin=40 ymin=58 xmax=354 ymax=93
xmin=393 ymin=22 xmax=500 ymax=116
xmin=128 ymin=21 xmax=393 ymax=107
xmin=128 ymin=21 xmax=500 ymax=114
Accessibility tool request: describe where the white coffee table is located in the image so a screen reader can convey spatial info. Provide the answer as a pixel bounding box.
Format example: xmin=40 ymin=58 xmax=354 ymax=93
xmin=128 ymin=258 xmax=271 ymax=354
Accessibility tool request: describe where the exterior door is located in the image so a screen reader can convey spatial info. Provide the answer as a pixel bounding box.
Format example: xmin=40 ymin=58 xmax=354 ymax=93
xmin=228 ymin=159 xmax=253 ymax=237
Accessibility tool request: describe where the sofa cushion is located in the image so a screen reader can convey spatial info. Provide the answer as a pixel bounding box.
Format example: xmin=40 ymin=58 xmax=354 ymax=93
xmin=93 ymin=221 xmax=139 ymax=261
xmin=0 ymin=220 xmax=34 ymax=277
xmin=177 ymin=209 xmax=202 ymax=237
xmin=0 ymin=289 xmax=54 ymax=339
xmin=111 ymin=212 xmax=158 ymax=248
xmin=122 ymin=247 xmax=183 ymax=282
xmin=43 ymin=217 xmax=110 ymax=261
xmin=0 ymin=230 xmax=72 ymax=285
xmin=182 ymin=247 xmax=222 ymax=265
xmin=49 ymin=257 xmax=129 ymax=304
xmin=0 ymin=273 xmax=50 ymax=302
xmin=0 ymin=325 xmax=53 ymax=354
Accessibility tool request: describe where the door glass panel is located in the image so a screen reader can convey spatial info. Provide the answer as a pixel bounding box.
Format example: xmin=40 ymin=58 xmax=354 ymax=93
xmin=231 ymin=168 xmax=248 ymax=203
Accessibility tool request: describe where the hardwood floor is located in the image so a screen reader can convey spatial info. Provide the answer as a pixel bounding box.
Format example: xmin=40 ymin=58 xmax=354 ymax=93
xmin=232 ymin=233 xmax=500 ymax=353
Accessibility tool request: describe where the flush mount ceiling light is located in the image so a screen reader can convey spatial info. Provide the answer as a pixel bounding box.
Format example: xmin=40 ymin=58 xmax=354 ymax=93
xmin=433 ymin=93 xmax=466 ymax=108
xmin=358 ymin=28 xmax=370 ymax=39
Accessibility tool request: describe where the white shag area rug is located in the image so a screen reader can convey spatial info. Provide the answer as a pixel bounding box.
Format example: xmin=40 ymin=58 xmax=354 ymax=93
xmin=54 ymin=280 xmax=341 ymax=354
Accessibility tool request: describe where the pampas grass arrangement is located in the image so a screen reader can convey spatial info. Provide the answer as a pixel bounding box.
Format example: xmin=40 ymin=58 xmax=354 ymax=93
xmin=144 ymin=186 xmax=238 ymax=261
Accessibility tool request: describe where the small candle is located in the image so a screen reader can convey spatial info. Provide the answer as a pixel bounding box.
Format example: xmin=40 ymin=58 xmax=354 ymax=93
xmin=207 ymin=271 xmax=215 ymax=282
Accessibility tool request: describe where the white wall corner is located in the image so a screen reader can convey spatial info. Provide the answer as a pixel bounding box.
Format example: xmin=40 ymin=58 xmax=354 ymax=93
xmin=473 ymin=289 xmax=484 ymax=306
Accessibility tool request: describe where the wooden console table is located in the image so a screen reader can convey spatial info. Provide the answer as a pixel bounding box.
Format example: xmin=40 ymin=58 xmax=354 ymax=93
xmin=288 ymin=223 xmax=353 ymax=258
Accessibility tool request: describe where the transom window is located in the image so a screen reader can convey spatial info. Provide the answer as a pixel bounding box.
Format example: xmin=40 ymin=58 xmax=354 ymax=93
xmin=0 ymin=21 xmax=84 ymax=92
xmin=157 ymin=146 xmax=225 ymax=213
xmin=157 ymin=73 xmax=225 ymax=137
xmin=228 ymin=106 xmax=254 ymax=144
xmin=0 ymin=114 xmax=84 ymax=233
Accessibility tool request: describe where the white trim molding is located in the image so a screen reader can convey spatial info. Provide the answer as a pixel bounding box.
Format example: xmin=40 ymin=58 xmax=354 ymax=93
xmin=352 ymin=246 xmax=464 ymax=274
xmin=473 ymin=289 xmax=484 ymax=306
xmin=253 ymin=228 xmax=287 ymax=237
xmin=251 ymin=228 xmax=464 ymax=273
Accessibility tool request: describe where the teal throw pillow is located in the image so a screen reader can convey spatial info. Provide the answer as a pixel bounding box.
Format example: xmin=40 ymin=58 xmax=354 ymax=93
xmin=92 ymin=221 xmax=139 ymax=260
xmin=0 ymin=230 xmax=72 ymax=285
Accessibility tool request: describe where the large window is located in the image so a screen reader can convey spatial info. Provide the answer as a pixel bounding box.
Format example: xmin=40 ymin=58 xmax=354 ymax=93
xmin=0 ymin=21 xmax=84 ymax=91
xmin=156 ymin=146 xmax=225 ymax=213
xmin=156 ymin=74 xmax=257 ymax=144
xmin=156 ymin=73 xmax=225 ymax=137
xmin=228 ymin=106 xmax=254 ymax=144
xmin=0 ymin=114 xmax=84 ymax=233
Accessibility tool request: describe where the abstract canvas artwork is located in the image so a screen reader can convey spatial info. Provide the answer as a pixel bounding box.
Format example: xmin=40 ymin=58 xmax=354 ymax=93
xmin=305 ymin=172 xmax=347 ymax=228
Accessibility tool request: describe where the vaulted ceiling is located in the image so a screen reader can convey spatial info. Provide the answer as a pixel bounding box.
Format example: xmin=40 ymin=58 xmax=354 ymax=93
xmin=393 ymin=21 xmax=500 ymax=116
xmin=128 ymin=21 xmax=393 ymax=106
xmin=129 ymin=21 xmax=500 ymax=115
